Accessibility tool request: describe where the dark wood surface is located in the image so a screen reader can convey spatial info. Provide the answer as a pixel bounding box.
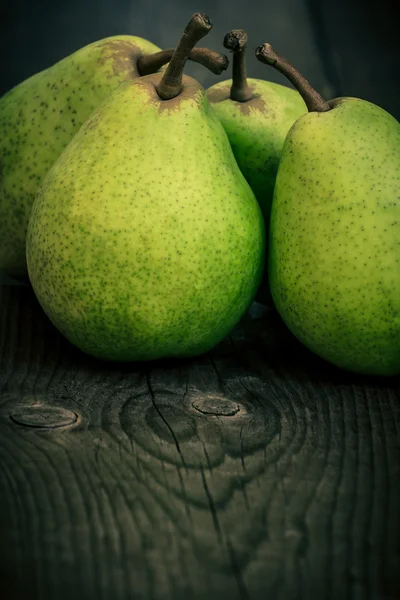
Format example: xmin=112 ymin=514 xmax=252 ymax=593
xmin=0 ymin=285 xmax=399 ymax=600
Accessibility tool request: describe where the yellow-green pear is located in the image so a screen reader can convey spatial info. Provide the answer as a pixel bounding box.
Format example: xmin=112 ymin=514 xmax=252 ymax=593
xmin=257 ymin=43 xmax=400 ymax=375
xmin=26 ymin=14 xmax=265 ymax=362
xmin=207 ymin=30 xmax=306 ymax=219
xmin=207 ymin=30 xmax=306 ymax=305
xmin=0 ymin=34 xmax=228 ymax=278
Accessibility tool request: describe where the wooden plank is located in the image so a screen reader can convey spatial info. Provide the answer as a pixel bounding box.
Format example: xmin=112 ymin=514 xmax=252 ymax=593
xmin=0 ymin=286 xmax=399 ymax=600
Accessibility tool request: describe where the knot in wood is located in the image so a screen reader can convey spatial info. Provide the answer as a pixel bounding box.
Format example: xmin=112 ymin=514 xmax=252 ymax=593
xmin=10 ymin=405 xmax=78 ymax=429
xmin=191 ymin=396 xmax=241 ymax=417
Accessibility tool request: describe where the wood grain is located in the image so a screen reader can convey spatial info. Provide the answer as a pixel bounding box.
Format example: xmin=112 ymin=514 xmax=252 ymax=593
xmin=0 ymin=285 xmax=399 ymax=600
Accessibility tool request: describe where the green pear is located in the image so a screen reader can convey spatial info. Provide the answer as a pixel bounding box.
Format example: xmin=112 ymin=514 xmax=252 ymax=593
xmin=0 ymin=35 xmax=228 ymax=279
xmin=257 ymin=43 xmax=400 ymax=376
xmin=207 ymin=30 xmax=306 ymax=306
xmin=207 ymin=30 xmax=306 ymax=218
xmin=26 ymin=14 xmax=265 ymax=362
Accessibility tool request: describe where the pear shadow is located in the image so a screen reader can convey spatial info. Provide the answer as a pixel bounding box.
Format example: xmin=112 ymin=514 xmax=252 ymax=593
xmin=231 ymin=299 xmax=400 ymax=392
xmin=1 ymin=285 xmax=399 ymax=398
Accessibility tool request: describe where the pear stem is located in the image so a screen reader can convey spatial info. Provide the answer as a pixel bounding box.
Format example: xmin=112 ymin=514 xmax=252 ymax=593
xmin=137 ymin=47 xmax=229 ymax=76
xmin=224 ymin=29 xmax=253 ymax=102
xmin=255 ymin=43 xmax=331 ymax=112
xmin=156 ymin=13 xmax=212 ymax=101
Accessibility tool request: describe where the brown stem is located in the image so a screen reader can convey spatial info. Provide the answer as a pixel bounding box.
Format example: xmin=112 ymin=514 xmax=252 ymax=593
xmin=224 ymin=29 xmax=253 ymax=102
xmin=156 ymin=13 xmax=212 ymax=101
xmin=137 ymin=47 xmax=228 ymax=76
xmin=255 ymin=43 xmax=331 ymax=112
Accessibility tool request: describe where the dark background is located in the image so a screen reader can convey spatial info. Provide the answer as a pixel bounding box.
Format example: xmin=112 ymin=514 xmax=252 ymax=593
xmin=1 ymin=0 xmax=399 ymax=118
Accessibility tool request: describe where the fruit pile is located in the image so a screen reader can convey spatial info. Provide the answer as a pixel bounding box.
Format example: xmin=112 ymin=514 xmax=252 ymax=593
xmin=1 ymin=13 xmax=399 ymax=375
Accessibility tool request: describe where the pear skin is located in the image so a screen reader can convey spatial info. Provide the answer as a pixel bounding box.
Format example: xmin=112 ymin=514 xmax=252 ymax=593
xmin=27 ymin=16 xmax=265 ymax=361
xmin=208 ymin=78 xmax=305 ymax=217
xmin=208 ymin=31 xmax=306 ymax=307
xmin=0 ymin=35 xmax=161 ymax=278
xmin=269 ymin=98 xmax=400 ymax=375
xmin=207 ymin=30 xmax=306 ymax=218
xmin=257 ymin=43 xmax=400 ymax=375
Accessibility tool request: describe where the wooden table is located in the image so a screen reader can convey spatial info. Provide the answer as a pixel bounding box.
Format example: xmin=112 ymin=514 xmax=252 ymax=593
xmin=0 ymin=284 xmax=399 ymax=599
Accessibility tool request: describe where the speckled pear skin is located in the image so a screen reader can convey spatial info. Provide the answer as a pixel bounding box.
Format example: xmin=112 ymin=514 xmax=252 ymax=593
xmin=269 ymin=97 xmax=400 ymax=375
xmin=207 ymin=78 xmax=306 ymax=218
xmin=26 ymin=74 xmax=265 ymax=361
xmin=207 ymin=78 xmax=305 ymax=307
xmin=0 ymin=35 xmax=161 ymax=278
